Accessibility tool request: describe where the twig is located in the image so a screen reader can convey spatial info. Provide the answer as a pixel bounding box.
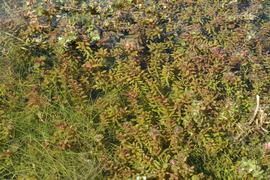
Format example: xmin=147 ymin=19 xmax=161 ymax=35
xmin=249 ymin=95 xmax=260 ymax=125
xmin=1 ymin=31 xmax=26 ymax=44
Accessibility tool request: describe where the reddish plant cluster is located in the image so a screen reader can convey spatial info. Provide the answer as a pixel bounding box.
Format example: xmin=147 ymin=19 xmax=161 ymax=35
xmin=1 ymin=0 xmax=270 ymax=179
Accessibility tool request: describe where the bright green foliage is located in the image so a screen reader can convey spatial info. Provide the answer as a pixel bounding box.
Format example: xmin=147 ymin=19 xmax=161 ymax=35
xmin=1 ymin=0 xmax=270 ymax=179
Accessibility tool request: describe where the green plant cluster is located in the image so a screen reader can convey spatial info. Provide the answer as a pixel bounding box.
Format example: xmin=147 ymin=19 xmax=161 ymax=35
xmin=1 ymin=0 xmax=270 ymax=179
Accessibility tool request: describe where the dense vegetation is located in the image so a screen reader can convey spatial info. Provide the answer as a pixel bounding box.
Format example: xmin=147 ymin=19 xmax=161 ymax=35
xmin=0 ymin=0 xmax=270 ymax=179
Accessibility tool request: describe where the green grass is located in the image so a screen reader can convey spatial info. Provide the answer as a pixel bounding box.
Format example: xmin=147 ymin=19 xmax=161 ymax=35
xmin=1 ymin=100 xmax=102 ymax=179
xmin=0 ymin=3 xmax=102 ymax=175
